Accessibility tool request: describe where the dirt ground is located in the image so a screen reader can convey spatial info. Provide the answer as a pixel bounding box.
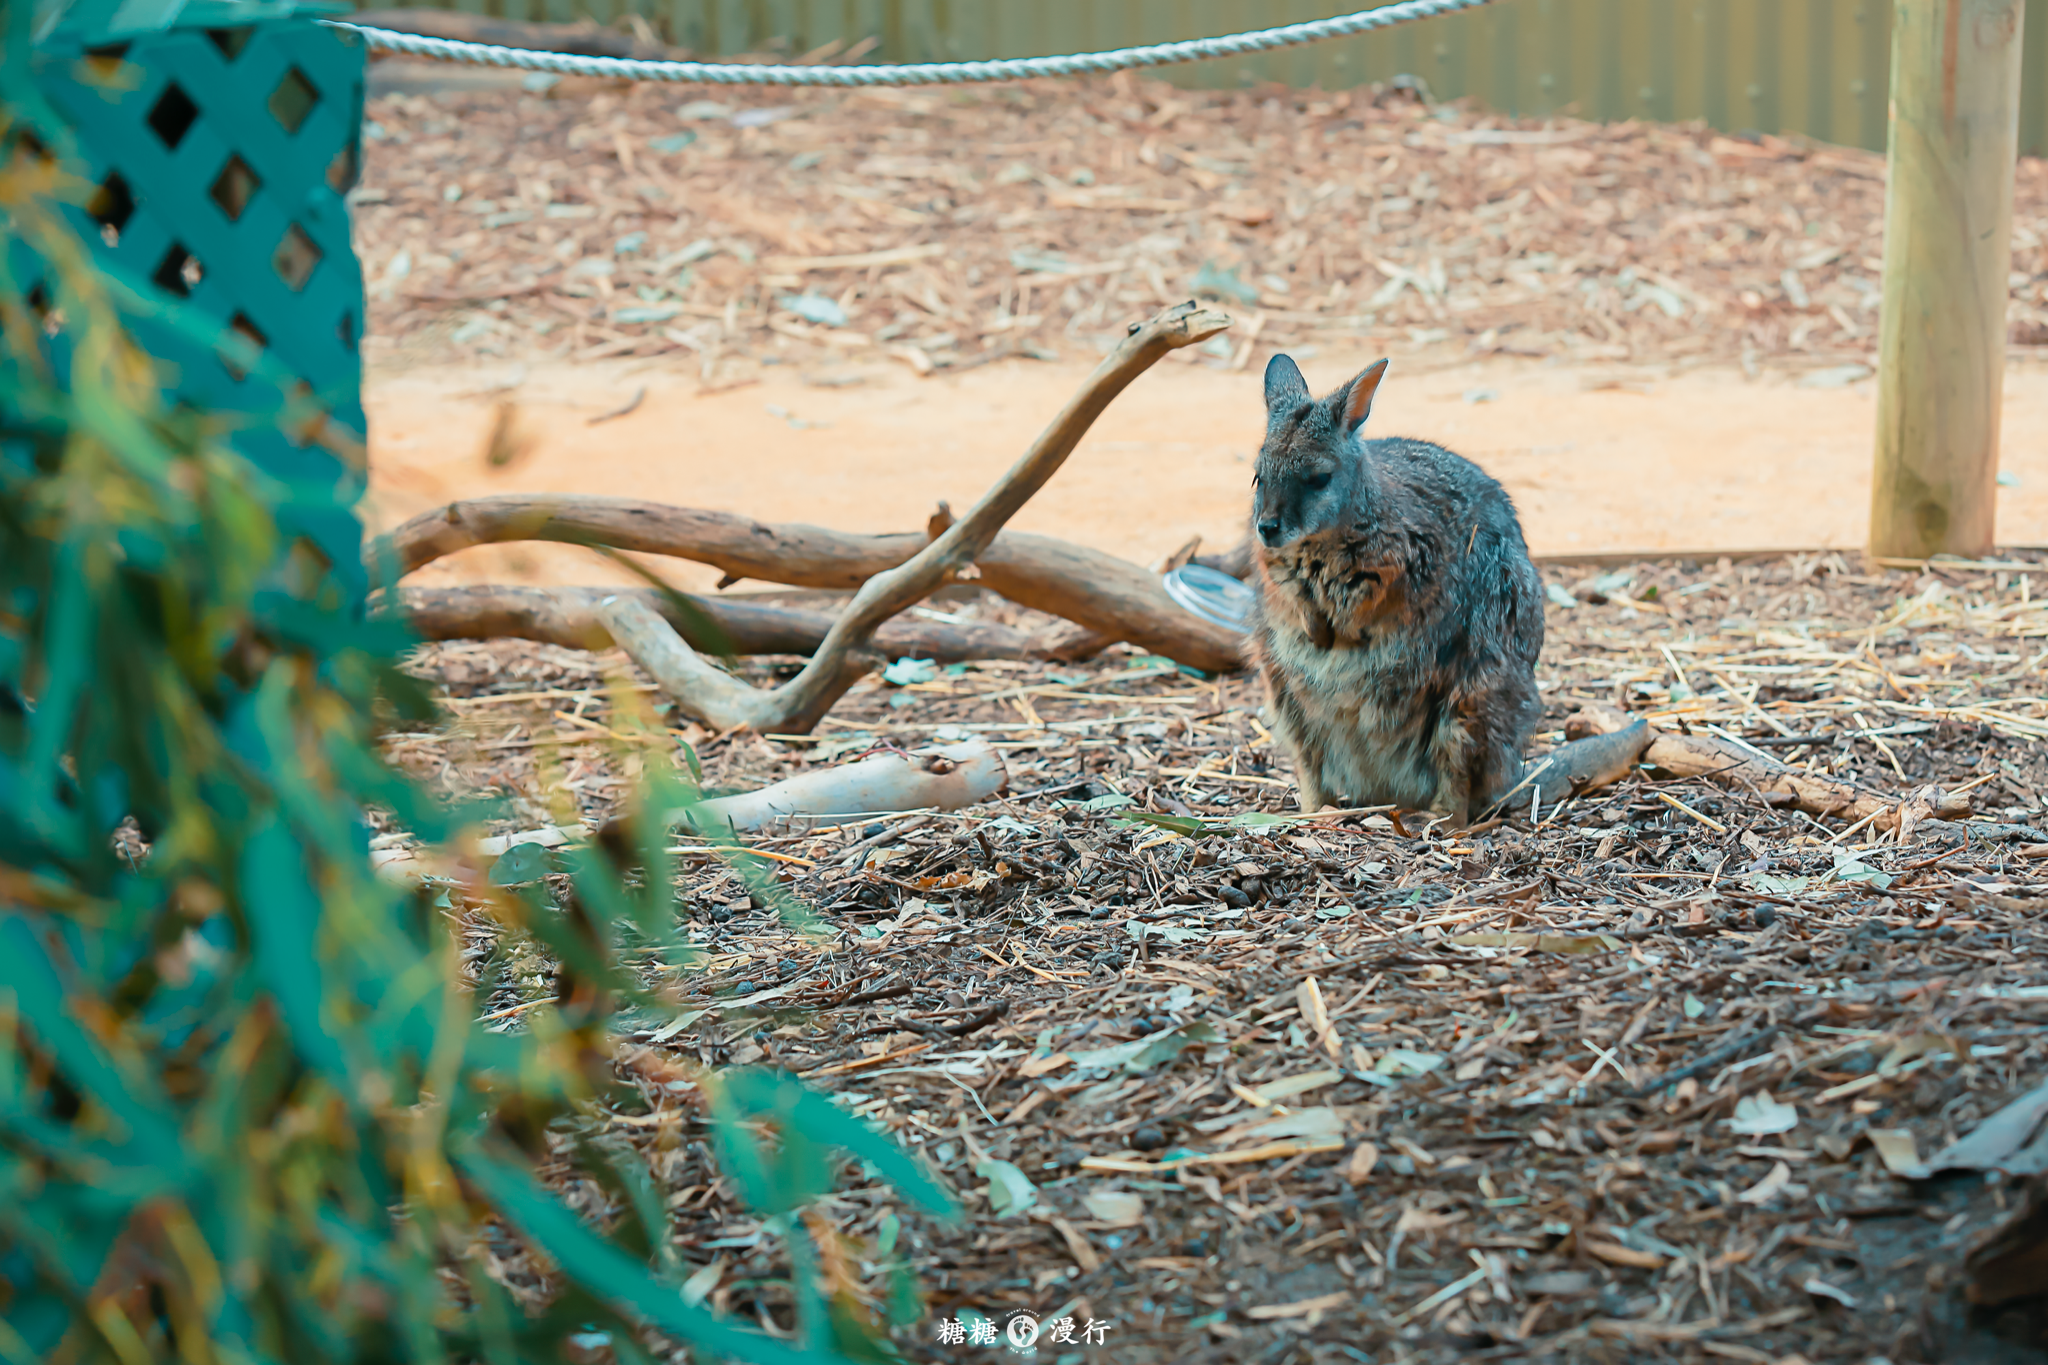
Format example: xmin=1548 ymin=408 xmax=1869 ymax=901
xmin=387 ymin=552 xmax=2048 ymax=1365
xmin=354 ymin=60 xmax=2048 ymax=1365
xmin=367 ymin=350 xmax=2048 ymax=593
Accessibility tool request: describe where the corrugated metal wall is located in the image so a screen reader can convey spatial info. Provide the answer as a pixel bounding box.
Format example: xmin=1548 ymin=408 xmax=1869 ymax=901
xmin=370 ymin=0 xmax=2048 ymax=156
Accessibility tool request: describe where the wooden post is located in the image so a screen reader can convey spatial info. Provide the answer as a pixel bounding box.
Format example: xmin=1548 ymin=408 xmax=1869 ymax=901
xmin=1870 ymin=0 xmax=2026 ymax=560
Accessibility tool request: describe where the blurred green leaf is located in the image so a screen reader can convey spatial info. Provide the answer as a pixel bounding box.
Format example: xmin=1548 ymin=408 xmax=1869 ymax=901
xmin=710 ymin=1069 xmax=957 ymax=1222
xmin=489 ymin=840 xmax=559 ymax=885
xmin=458 ymin=1143 xmax=827 ymax=1364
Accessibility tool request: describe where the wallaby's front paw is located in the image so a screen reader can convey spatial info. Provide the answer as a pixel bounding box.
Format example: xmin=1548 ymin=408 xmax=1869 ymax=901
xmin=1296 ymin=783 xmax=1328 ymax=815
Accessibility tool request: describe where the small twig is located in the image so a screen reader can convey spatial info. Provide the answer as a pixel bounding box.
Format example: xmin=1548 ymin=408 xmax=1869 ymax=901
xmin=938 ymin=1071 xmax=1002 ymax=1127
xmin=835 ymin=813 xmax=935 ymax=867
xmin=1009 ymin=778 xmax=1097 ymax=801
xmin=834 ymin=980 xmax=914 ymax=1008
xmin=1949 ymin=770 xmax=2003 ymax=797
xmin=586 ymin=385 xmax=647 ymax=425
xmin=936 ymin=1003 xmax=1010 ymax=1036
xmin=1528 ymin=919 xmax=1725 ymax=940
xmin=1627 ymin=1023 xmax=1783 ymax=1097
xmin=478 ymin=994 xmax=557 ymax=1023
xmin=1657 ymin=790 xmax=1729 ymax=833
xmin=857 ymin=1001 xmax=1010 ymax=1040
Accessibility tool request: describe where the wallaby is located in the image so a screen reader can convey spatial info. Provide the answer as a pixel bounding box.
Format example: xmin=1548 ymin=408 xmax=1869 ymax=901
xmin=1246 ymin=354 xmax=1647 ymax=825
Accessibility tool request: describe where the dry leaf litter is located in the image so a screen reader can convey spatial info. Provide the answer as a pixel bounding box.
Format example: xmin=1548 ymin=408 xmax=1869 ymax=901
xmin=356 ymin=74 xmax=2048 ymax=381
xmin=379 ymin=553 xmax=2048 ymax=1364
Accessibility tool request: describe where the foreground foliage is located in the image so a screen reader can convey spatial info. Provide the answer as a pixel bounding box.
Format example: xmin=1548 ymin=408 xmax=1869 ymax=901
xmin=0 ymin=10 xmax=947 ymax=1360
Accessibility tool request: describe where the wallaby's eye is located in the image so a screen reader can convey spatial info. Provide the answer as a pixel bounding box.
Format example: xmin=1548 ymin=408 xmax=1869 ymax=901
xmin=1303 ymin=471 xmax=1333 ymax=492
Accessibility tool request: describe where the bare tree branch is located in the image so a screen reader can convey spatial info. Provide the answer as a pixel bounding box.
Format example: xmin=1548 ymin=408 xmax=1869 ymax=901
xmin=376 ymin=504 xmax=1243 ymax=672
xmin=393 ymin=583 xmax=1045 ymax=662
xmin=372 ymin=307 xmax=1244 ymax=675
xmin=572 ymin=302 xmax=1233 ymax=733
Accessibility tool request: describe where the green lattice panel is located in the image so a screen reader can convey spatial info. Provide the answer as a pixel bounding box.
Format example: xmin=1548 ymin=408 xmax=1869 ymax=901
xmin=33 ymin=12 xmax=368 ymax=598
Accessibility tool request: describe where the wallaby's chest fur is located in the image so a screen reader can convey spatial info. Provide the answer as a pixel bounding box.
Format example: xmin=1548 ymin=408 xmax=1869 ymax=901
xmin=1248 ymin=406 xmax=1544 ymax=823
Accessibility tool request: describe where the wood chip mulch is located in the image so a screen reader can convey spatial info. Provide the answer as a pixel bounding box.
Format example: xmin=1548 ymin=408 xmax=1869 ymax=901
xmin=354 ymin=73 xmax=2048 ymax=381
xmin=378 ymin=550 xmax=2048 ymax=1364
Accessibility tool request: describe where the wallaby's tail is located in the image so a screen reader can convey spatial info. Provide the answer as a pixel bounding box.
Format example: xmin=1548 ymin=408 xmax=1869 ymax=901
xmin=1487 ymin=718 xmax=1652 ymax=818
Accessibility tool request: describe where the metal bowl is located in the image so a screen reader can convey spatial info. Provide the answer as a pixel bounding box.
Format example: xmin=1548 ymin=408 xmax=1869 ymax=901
xmin=1162 ymin=563 xmax=1255 ymax=634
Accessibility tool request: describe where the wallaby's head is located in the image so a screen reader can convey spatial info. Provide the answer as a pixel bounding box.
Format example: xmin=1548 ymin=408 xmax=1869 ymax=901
xmin=1252 ymin=354 xmax=1388 ymax=550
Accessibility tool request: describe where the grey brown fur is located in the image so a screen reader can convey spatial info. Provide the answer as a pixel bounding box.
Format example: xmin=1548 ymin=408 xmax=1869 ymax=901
xmin=1246 ymin=354 xmax=1643 ymax=824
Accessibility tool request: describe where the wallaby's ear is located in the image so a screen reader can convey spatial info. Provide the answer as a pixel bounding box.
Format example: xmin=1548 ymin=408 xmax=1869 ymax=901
xmin=1263 ymin=353 xmax=1310 ymax=416
xmin=1336 ymin=358 xmax=1390 ymax=435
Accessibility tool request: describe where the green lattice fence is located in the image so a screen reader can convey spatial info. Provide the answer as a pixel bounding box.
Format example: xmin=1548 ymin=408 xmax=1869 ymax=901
xmin=30 ymin=0 xmax=369 ymax=596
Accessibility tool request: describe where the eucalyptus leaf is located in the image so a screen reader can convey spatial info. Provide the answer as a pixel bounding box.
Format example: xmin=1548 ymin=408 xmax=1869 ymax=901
xmin=712 ymin=1069 xmax=957 ymax=1220
xmin=1119 ymin=810 xmax=1206 ymax=836
xmin=882 ymin=657 xmax=939 ymax=686
xmin=1230 ymin=811 xmax=1301 ymax=828
xmin=976 ymin=1158 xmax=1038 ymax=1217
xmin=1127 ymin=921 xmax=1213 ymax=945
xmin=778 ymin=293 xmax=850 ymax=327
xmin=1190 ymin=259 xmax=1261 ymax=305
xmin=1829 ymin=846 xmax=1893 ymax=889
xmin=1068 ymin=1021 xmax=1221 ymax=1074
xmin=1374 ymin=1049 xmax=1446 ymax=1077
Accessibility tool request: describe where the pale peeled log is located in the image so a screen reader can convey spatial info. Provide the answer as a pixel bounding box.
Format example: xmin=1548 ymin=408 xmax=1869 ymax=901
xmin=686 ymin=739 xmax=1007 ymax=834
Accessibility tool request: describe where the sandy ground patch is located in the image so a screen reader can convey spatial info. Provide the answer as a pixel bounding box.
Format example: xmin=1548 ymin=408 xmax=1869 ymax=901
xmin=368 ymin=350 xmax=2048 ymax=588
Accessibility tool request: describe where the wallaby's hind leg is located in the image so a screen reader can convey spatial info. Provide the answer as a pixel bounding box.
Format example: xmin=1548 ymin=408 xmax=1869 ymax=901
xmin=1296 ymin=772 xmax=1330 ymax=814
xmin=1488 ymin=719 xmax=1652 ymax=817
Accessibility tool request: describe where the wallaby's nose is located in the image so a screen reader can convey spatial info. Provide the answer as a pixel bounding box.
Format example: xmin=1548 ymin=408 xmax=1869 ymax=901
xmin=1256 ymin=519 xmax=1284 ymax=546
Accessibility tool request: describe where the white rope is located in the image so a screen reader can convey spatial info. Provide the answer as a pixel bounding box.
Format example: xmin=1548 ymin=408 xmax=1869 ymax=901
xmin=326 ymin=0 xmax=1490 ymax=87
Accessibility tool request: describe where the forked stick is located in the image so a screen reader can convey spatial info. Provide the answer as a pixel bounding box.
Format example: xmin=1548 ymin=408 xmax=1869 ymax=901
xmin=595 ymin=302 xmax=1232 ymax=733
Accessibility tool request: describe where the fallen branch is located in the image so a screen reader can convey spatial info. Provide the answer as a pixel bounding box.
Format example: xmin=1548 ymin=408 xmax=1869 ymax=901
xmin=394 ymin=584 xmax=1065 ymax=664
xmin=376 ymin=505 xmax=1244 ymax=672
xmin=687 ymin=739 xmax=1007 ymax=834
xmin=572 ymin=301 xmax=1229 ymax=733
xmin=1564 ymin=704 xmax=1971 ymax=831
